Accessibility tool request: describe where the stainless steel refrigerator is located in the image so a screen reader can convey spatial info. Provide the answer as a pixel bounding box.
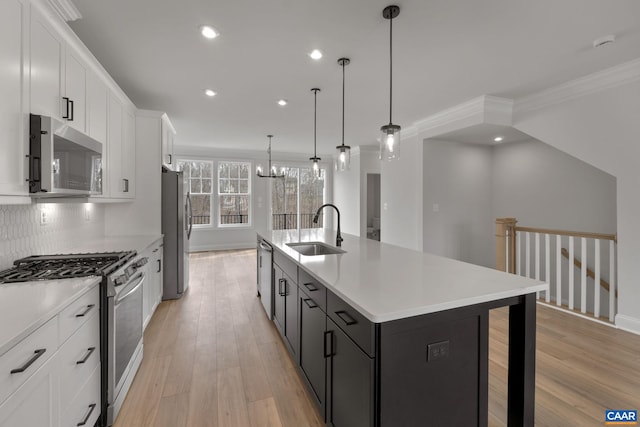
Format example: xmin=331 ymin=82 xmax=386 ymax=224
xmin=161 ymin=167 xmax=192 ymax=299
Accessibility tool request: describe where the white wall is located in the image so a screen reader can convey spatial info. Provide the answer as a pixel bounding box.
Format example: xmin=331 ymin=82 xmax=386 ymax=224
xmin=514 ymin=80 xmax=640 ymax=333
xmin=422 ymin=139 xmax=494 ymax=267
xmin=492 ymin=139 xmax=617 ymax=233
xmin=380 ymin=134 xmax=423 ymax=251
xmin=333 ymin=150 xmax=360 ymax=236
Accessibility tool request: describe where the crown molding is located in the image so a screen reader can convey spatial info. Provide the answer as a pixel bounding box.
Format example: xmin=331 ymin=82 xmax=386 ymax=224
xmin=515 ymin=57 xmax=640 ymax=114
xmin=47 ymin=0 xmax=81 ymax=21
xmin=411 ymin=95 xmax=513 ymax=139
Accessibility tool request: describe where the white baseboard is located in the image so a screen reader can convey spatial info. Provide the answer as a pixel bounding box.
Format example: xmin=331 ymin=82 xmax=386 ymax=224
xmin=615 ymin=314 xmax=640 ymax=336
xmin=189 ymin=242 xmax=255 ymax=253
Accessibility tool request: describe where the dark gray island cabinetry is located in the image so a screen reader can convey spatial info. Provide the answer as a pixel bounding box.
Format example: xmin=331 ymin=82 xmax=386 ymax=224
xmin=261 ymin=230 xmax=547 ymax=427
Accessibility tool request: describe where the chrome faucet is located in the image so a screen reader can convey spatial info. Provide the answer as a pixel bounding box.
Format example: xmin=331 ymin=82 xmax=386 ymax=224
xmin=313 ymin=203 xmax=343 ymax=247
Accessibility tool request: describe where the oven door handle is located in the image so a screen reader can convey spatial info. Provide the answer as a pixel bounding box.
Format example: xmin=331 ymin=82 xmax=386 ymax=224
xmin=115 ymin=273 xmax=145 ymax=305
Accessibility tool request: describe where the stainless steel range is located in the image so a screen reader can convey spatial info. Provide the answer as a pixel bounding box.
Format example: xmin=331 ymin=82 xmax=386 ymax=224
xmin=0 ymin=250 xmax=147 ymax=427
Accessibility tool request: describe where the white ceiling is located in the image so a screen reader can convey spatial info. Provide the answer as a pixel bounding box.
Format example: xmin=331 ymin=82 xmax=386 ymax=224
xmin=68 ymin=0 xmax=640 ymax=155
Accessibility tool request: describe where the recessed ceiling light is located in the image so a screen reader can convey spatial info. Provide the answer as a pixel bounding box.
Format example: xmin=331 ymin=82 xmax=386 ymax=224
xmin=277 ymin=99 xmax=287 ymax=106
xmin=205 ymin=89 xmax=216 ymax=97
xmin=494 ymin=136 xmax=504 ymax=142
xmin=309 ymin=49 xmax=323 ymax=60
xmin=200 ymin=25 xmax=219 ymax=39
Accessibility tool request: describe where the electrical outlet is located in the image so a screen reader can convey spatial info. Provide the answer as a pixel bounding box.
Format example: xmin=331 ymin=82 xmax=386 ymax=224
xmin=427 ymin=340 xmax=450 ymax=362
xmin=84 ymin=205 xmax=91 ymax=221
xmin=433 ymin=203 xmax=440 ymax=212
xmin=40 ymin=209 xmax=48 ymax=225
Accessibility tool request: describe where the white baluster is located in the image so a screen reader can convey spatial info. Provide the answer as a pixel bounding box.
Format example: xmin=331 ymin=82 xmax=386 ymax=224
xmin=609 ymin=240 xmax=616 ymax=322
xmin=545 ymin=234 xmax=551 ymax=303
xmin=516 ymin=232 xmax=521 ymax=276
xmin=535 ymin=233 xmax=540 ymax=298
xmin=556 ymin=235 xmax=562 ymax=306
xmin=569 ymin=236 xmax=574 ymax=310
xmin=581 ymin=237 xmax=587 ymax=314
xmin=594 ymin=239 xmax=600 ymax=318
xmin=525 ymin=232 xmax=531 ymax=279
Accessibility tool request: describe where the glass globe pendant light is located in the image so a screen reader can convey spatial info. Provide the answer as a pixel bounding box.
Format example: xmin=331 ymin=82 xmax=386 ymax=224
xmin=256 ymin=135 xmax=284 ymax=178
xmin=335 ymin=58 xmax=351 ymax=171
xmin=310 ymin=88 xmax=322 ymax=178
xmin=379 ymin=5 xmax=401 ymax=161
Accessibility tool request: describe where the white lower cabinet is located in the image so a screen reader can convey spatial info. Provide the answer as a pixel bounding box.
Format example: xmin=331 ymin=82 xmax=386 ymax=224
xmin=143 ymin=238 xmax=164 ymax=329
xmin=0 ymin=282 xmax=100 ymax=427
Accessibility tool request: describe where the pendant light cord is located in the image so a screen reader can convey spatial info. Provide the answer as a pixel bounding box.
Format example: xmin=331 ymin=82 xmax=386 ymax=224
xmin=342 ymin=61 xmax=345 ymax=146
xmin=314 ymin=89 xmax=318 ymax=157
xmin=389 ymin=15 xmax=393 ymax=124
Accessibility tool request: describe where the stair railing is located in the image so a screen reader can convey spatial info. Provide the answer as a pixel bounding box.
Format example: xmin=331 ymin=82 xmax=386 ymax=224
xmin=496 ymin=218 xmax=617 ymax=322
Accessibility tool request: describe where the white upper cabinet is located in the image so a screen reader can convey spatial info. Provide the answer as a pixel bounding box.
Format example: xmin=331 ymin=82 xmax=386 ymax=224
xmin=107 ymin=94 xmax=136 ymax=199
xmin=86 ymin=71 xmax=108 ymax=144
xmin=64 ymin=50 xmax=87 ymax=133
xmin=161 ymin=116 xmax=176 ymax=170
xmin=0 ymin=0 xmax=29 ymax=198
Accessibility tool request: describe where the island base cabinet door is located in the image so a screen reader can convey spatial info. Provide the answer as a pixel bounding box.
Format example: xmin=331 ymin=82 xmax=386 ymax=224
xmin=273 ymin=265 xmax=285 ymax=336
xmin=327 ymin=318 xmax=374 ymax=427
xmin=299 ymin=292 xmax=326 ymax=415
xmin=284 ymin=280 xmax=298 ymax=358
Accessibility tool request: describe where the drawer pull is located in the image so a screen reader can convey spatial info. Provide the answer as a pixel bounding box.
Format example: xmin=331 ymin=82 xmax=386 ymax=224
xmin=77 ymin=403 xmax=96 ymax=426
xmin=76 ymin=347 xmax=96 ymax=365
xmin=303 ymin=282 xmax=318 ymax=292
xmin=323 ymin=331 xmax=334 ymax=358
xmin=75 ymin=304 xmax=95 ymax=318
xmin=278 ymin=278 xmax=286 ymax=296
xmin=303 ymin=298 xmax=318 ymax=309
xmin=335 ymin=310 xmax=357 ymax=326
xmin=10 ymin=349 xmax=46 ymax=374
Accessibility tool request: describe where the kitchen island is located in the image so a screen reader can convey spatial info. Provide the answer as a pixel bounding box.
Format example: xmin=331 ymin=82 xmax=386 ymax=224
xmin=258 ymin=229 xmax=548 ymax=427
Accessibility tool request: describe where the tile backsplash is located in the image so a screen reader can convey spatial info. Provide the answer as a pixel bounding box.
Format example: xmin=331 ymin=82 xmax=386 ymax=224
xmin=0 ymin=203 xmax=105 ymax=270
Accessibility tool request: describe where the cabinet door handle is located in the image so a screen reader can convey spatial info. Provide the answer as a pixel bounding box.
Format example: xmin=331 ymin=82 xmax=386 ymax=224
xmin=75 ymin=304 xmax=95 ymax=318
xmin=323 ymin=331 xmax=333 ymax=358
xmin=168 ymin=154 xmax=173 ymax=165
xmin=77 ymin=403 xmax=96 ymax=426
xmin=259 ymin=255 xmax=262 ymax=268
xmin=303 ymin=282 xmax=318 ymax=292
xmin=157 ymin=259 xmax=161 ymax=273
xmin=123 ymin=178 xmax=129 ymax=193
xmin=62 ymin=97 xmax=70 ymax=119
xmin=303 ymin=298 xmax=318 ymax=309
xmin=69 ymin=99 xmax=74 ymax=121
xmin=278 ymin=278 xmax=285 ymax=296
xmin=10 ymin=349 xmax=46 ymax=374
xmin=335 ymin=310 xmax=357 ymax=326
xmin=76 ymin=347 xmax=96 ymax=364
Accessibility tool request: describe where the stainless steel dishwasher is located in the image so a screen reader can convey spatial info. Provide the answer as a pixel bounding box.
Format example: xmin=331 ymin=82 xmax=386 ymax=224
xmin=257 ymin=239 xmax=273 ymax=319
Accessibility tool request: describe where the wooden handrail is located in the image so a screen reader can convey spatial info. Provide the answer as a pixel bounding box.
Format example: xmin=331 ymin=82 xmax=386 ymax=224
xmin=515 ymin=226 xmax=616 ymax=242
xmin=560 ymin=248 xmax=617 ymax=298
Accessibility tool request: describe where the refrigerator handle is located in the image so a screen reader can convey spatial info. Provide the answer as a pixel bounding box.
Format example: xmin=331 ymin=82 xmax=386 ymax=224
xmin=186 ymin=192 xmax=193 ymax=239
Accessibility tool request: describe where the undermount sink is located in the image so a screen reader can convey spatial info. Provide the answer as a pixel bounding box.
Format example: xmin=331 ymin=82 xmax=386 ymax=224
xmin=286 ymin=241 xmax=346 ymax=256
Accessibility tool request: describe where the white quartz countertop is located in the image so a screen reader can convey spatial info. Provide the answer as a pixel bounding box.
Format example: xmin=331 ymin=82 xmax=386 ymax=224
xmin=0 ymin=276 xmax=101 ymax=356
xmin=259 ymin=229 xmax=548 ymax=323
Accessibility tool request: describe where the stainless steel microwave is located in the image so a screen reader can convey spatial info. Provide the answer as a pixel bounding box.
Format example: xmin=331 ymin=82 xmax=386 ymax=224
xmin=28 ymin=114 xmax=103 ymax=197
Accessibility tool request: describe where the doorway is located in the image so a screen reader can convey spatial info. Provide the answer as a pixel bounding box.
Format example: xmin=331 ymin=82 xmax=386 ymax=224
xmin=366 ymin=173 xmax=381 ymax=241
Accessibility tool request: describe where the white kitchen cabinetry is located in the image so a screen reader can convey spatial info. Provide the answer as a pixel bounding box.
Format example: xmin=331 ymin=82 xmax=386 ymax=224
xmin=86 ymin=71 xmax=108 ymax=144
xmin=107 ymin=94 xmax=136 ymax=199
xmin=0 ymin=283 xmax=100 ymax=427
xmin=30 ymin=4 xmax=64 ymax=121
xmin=0 ymin=0 xmax=29 ymax=201
xmin=142 ymin=238 xmax=164 ymax=329
xmin=161 ymin=115 xmax=176 ymax=170
xmin=64 ymin=50 xmax=87 ymax=133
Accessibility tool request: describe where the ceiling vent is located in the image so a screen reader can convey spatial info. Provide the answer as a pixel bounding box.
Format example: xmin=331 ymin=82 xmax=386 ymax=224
xmin=48 ymin=0 xmax=82 ymax=22
xmin=593 ymin=35 xmax=616 ymax=49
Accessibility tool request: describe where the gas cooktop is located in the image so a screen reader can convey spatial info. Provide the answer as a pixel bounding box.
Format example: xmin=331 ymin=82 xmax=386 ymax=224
xmin=0 ymin=252 xmax=135 ymax=283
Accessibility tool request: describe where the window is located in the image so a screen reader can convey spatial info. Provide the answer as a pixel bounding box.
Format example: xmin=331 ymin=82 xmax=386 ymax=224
xmin=272 ymin=167 xmax=325 ymax=230
xmin=177 ymin=160 xmax=213 ymax=226
xmin=218 ymin=161 xmax=251 ymax=226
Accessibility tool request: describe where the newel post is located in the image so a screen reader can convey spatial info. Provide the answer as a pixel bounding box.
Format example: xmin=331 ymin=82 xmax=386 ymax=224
xmin=496 ymin=218 xmax=517 ymax=273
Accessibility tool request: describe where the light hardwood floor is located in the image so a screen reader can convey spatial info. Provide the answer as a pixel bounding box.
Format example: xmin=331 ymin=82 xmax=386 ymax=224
xmin=114 ymin=249 xmax=640 ymax=427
